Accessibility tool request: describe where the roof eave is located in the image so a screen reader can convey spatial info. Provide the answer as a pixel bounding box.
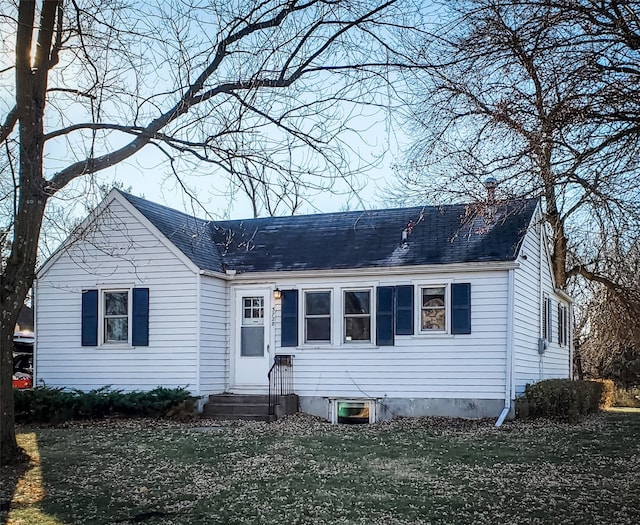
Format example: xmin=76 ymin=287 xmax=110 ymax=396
xmin=225 ymin=260 xmax=520 ymax=281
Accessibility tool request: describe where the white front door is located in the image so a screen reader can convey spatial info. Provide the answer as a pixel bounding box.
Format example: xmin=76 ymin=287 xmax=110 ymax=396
xmin=233 ymin=289 xmax=271 ymax=390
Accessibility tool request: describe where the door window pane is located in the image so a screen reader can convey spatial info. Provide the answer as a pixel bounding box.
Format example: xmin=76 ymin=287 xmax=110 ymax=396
xmin=243 ymin=296 xmax=264 ymax=325
xmin=241 ymin=326 xmax=264 ymax=356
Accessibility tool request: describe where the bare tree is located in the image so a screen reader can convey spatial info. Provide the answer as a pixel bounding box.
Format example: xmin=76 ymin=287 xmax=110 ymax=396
xmin=0 ymin=0 xmax=419 ymax=465
xmin=393 ymin=0 xmax=640 ymax=287
xmin=577 ymin=234 xmax=640 ymax=384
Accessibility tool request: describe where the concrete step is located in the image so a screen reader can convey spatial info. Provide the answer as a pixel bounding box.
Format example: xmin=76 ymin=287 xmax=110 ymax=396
xmin=202 ymin=393 xmax=298 ymax=422
xmin=202 ymin=402 xmax=270 ymax=417
xmin=208 ymin=393 xmax=270 ymax=405
xmin=202 ymin=393 xmax=272 ymax=422
xmin=201 ymin=413 xmax=276 ymax=422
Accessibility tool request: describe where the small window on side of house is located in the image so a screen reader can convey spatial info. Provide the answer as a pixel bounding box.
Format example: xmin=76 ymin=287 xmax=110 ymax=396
xmin=558 ymin=303 xmax=569 ymax=346
xmin=305 ymin=291 xmax=331 ymax=343
xmin=343 ymin=290 xmax=371 ymax=342
xmin=542 ymin=295 xmax=553 ymax=342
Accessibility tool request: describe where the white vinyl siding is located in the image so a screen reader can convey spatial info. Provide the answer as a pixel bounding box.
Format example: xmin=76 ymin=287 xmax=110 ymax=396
xmin=36 ymin=198 xmax=200 ymax=393
xmin=273 ymin=271 xmax=508 ymax=400
xmin=199 ymin=275 xmax=229 ymax=394
xmin=512 ymin=213 xmax=571 ymax=396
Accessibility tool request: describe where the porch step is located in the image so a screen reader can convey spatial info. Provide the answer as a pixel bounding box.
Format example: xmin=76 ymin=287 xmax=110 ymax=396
xmin=202 ymin=394 xmax=274 ymax=422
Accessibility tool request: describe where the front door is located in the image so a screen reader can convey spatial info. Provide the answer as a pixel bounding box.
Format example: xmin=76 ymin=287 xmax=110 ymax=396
xmin=233 ymin=289 xmax=271 ymax=389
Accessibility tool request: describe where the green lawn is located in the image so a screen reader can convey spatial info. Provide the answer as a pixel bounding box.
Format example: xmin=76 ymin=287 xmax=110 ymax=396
xmin=2 ymin=412 xmax=640 ymax=524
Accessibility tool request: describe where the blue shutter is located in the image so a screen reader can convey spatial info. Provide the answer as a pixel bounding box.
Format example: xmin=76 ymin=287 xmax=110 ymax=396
xmin=451 ymin=283 xmax=471 ymax=335
xmin=395 ymin=285 xmax=414 ymax=335
xmin=81 ymin=289 xmax=98 ymax=346
xmin=281 ymin=289 xmax=298 ymax=347
xmin=376 ymin=286 xmax=395 ymax=346
xmin=132 ymin=288 xmax=150 ymax=346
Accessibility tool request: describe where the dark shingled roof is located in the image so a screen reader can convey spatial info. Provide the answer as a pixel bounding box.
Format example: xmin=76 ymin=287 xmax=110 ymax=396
xmin=120 ymin=190 xmax=537 ymax=274
xmin=121 ymin=192 xmax=223 ymax=272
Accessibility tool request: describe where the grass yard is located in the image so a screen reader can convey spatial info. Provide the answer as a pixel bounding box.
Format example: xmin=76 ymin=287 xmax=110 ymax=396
xmin=2 ymin=412 xmax=639 ymax=525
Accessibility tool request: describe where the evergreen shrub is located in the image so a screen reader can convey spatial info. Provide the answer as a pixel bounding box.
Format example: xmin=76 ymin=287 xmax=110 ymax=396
xmin=518 ymin=379 xmax=604 ymax=421
xmin=14 ymin=386 xmax=195 ymax=424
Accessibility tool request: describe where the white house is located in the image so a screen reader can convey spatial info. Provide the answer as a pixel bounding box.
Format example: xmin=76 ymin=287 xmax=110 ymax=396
xmin=34 ymin=189 xmax=572 ymax=423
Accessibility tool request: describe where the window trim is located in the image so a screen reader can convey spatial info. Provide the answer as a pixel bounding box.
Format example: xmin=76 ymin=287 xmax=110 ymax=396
xmin=102 ymin=289 xmax=131 ymax=345
xmin=419 ymin=284 xmax=449 ymax=334
xmin=342 ymin=288 xmax=373 ymax=344
xmin=558 ymin=303 xmax=569 ymax=347
xmin=303 ymin=289 xmax=332 ymax=344
xmin=331 ymin=399 xmax=376 ymax=424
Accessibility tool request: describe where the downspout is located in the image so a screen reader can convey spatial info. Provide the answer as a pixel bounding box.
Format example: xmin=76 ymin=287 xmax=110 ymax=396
xmin=195 ymin=271 xmax=201 ymax=399
xmin=539 ymin=220 xmax=545 ymax=381
xmin=496 ymin=268 xmax=515 ymax=427
xmin=32 ymin=279 xmax=38 ymax=386
xmin=568 ymin=302 xmax=574 ymax=379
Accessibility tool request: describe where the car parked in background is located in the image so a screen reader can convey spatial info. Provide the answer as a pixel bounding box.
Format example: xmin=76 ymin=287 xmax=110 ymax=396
xmin=13 ymin=331 xmax=34 ymax=389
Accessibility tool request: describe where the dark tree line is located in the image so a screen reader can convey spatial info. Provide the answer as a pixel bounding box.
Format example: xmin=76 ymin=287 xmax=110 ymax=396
xmin=394 ymin=0 xmax=640 ymax=382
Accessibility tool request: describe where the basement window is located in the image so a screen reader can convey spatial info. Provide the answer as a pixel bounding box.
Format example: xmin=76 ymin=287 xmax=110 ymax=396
xmin=332 ymin=399 xmax=375 ymax=425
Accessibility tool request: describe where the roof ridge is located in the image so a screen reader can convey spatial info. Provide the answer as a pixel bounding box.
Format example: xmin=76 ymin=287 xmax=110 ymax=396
xmin=118 ymin=187 xmax=536 ymax=225
xmin=118 ymin=189 xmax=211 ymax=225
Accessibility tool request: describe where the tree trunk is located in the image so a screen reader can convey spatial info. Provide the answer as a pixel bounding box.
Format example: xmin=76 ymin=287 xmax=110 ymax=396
xmin=0 ymin=163 xmax=48 ymax=466
xmin=1 ymin=0 xmax=53 ymax=465
xmin=0 ymin=172 xmax=48 ymax=465
xmin=0 ymin=314 xmax=26 ymax=465
xmin=551 ymin=218 xmax=568 ymax=289
xmin=542 ymin=164 xmax=567 ymax=289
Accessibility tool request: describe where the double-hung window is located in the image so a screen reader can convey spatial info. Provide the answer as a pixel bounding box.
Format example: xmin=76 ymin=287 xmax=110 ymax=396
xmin=343 ymin=290 xmax=371 ymax=342
xmin=82 ymin=288 xmax=149 ymax=347
xmin=421 ymin=286 xmax=446 ymax=332
xmin=305 ymin=291 xmax=331 ymax=343
xmin=104 ymin=290 xmax=129 ymax=343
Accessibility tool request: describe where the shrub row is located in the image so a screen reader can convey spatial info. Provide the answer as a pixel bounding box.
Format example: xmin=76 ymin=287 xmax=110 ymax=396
xmin=14 ymin=386 xmax=195 ymax=424
xmin=516 ymin=379 xmax=608 ymax=422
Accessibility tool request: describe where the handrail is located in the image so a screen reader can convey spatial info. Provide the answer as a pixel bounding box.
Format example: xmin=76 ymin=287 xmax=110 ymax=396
xmin=268 ymin=354 xmax=293 ymax=417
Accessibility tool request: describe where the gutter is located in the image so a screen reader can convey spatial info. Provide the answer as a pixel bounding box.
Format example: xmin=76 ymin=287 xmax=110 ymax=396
xmin=496 ymin=268 xmax=515 ymax=427
xmin=554 ymin=287 xmax=573 ymax=303
xmin=200 ymin=261 xmax=519 ymax=281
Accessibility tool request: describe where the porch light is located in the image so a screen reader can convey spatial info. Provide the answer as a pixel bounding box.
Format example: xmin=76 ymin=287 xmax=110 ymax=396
xmin=273 ymin=288 xmax=282 ymax=300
